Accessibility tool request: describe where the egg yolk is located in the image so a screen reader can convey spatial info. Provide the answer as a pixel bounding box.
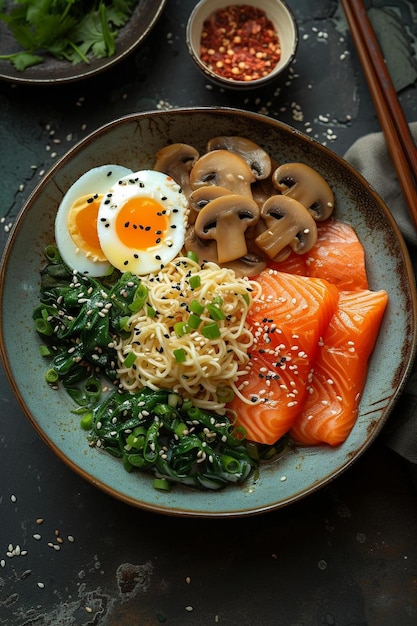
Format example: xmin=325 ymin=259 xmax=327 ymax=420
xmin=67 ymin=194 xmax=107 ymax=262
xmin=115 ymin=197 xmax=169 ymax=250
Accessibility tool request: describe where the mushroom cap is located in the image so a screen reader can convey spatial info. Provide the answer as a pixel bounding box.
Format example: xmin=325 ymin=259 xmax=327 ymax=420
xmin=153 ymin=143 xmax=199 ymax=198
xmin=206 ymin=136 xmax=272 ymax=180
xmin=189 ymin=150 xmax=256 ymax=196
xmin=255 ymin=194 xmax=318 ymax=259
xmin=194 ymin=193 xmax=260 ymax=264
xmin=189 ymin=185 xmax=234 ymax=209
xmin=272 ymin=162 xmax=335 ymax=221
xmin=188 ymin=185 xmax=234 ymax=224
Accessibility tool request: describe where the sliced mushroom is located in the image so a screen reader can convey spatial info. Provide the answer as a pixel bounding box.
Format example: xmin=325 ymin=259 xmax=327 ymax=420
xmin=194 ymin=194 xmax=260 ymax=264
xmin=206 ymin=136 xmax=272 ymax=180
xmin=188 ymin=185 xmax=234 ymax=225
xmin=189 ymin=150 xmax=256 ymax=197
xmin=255 ymin=195 xmax=318 ymax=260
xmin=184 ymin=226 xmax=220 ymax=264
xmin=272 ymin=162 xmax=335 ymax=221
xmin=184 ymin=227 xmax=266 ymax=277
xmin=153 ymin=143 xmax=199 ymax=199
xmin=227 ymin=254 xmax=267 ymax=278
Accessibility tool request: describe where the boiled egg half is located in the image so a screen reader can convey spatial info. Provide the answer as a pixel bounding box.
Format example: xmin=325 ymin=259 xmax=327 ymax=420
xmin=55 ymin=164 xmax=133 ymax=276
xmin=97 ymin=170 xmax=188 ymax=275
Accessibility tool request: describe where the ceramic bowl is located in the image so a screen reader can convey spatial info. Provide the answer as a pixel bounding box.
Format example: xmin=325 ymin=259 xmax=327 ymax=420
xmin=1 ymin=107 xmax=416 ymax=517
xmin=186 ymin=0 xmax=298 ymax=89
xmin=0 ymin=0 xmax=166 ymax=85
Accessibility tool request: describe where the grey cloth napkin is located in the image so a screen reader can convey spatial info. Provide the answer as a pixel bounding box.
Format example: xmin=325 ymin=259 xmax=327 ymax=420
xmin=344 ymin=124 xmax=417 ymax=469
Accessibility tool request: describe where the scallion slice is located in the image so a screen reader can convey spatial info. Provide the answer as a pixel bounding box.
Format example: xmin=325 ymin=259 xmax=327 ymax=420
xmin=202 ymin=322 xmax=221 ymax=339
xmin=174 ymin=321 xmax=188 ymax=337
xmin=190 ymin=299 xmax=204 ymax=315
xmin=189 ymin=274 xmax=201 ymax=290
xmin=173 ymin=348 xmax=186 ymax=363
xmin=123 ymin=351 xmax=137 ymax=368
xmin=206 ymin=302 xmax=226 ymax=321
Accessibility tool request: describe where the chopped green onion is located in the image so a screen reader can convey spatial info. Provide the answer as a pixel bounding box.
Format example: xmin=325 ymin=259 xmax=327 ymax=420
xmin=212 ymin=296 xmax=223 ymax=306
xmin=242 ymin=292 xmax=250 ymax=306
xmin=174 ymin=422 xmax=188 ymax=437
xmin=221 ymin=455 xmax=242 ymax=473
xmin=187 ymin=313 xmax=202 ymax=329
xmin=84 ymin=377 xmax=102 ymax=403
xmin=45 ymin=368 xmax=59 ymax=384
xmin=153 ymin=477 xmax=171 ymax=491
xmin=168 ymin=393 xmax=180 ymax=407
xmin=190 ymin=299 xmax=204 ymax=315
xmin=80 ymin=413 xmax=93 ymax=431
xmin=123 ymin=352 xmax=137 ymax=368
xmin=187 ymin=250 xmax=199 ymax=263
xmin=174 ymin=321 xmax=188 ymax=337
xmin=35 ymin=318 xmax=53 ymax=336
xmin=202 ymin=322 xmax=221 ymax=339
xmin=189 ymin=274 xmax=201 ymax=290
xmin=206 ymin=302 xmax=226 ymax=321
xmin=44 ymin=245 xmax=61 ymax=263
xmin=128 ymin=283 xmax=148 ymax=312
xmin=119 ymin=315 xmax=131 ymax=331
xmin=39 ymin=345 xmax=53 ymax=357
xmin=126 ymin=429 xmax=146 ymax=450
xmin=146 ymin=305 xmax=157 ymax=318
xmin=173 ymin=348 xmax=186 ymax=363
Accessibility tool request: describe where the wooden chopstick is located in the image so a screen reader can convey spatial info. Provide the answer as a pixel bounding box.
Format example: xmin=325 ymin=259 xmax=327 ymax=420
xmin=341 ymin=0 xmax=417 ymax=232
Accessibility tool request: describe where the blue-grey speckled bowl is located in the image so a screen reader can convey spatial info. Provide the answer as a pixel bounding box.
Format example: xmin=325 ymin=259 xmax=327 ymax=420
xmin=1 ymin=107 xmax=416 ymax=517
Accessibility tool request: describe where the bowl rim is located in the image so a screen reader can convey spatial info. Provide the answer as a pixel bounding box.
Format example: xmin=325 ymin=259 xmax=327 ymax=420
xmin=1 ymin=106 xmax=416 ymax=517
xmin=186 ymin=0 xmax=299 ymax=89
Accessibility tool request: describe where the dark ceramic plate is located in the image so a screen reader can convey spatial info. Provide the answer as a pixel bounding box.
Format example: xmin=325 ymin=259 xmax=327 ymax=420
xmin=1 ymin=108 xmax=416 ymax=517
xmin=0 ymin=0 xmax=166 ymax=85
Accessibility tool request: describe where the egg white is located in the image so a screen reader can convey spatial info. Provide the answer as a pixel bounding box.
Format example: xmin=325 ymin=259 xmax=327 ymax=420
xmin=97 ymin=170 xmax=188 ymax=275
xmin=55 ymin=164 xmax=133 ymax=276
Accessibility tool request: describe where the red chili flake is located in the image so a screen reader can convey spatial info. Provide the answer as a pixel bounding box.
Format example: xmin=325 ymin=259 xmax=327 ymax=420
xmin=200 ymin=4 xmax=281 ymax=82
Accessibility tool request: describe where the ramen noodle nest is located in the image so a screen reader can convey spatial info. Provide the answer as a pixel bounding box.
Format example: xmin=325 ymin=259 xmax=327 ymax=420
xmin=114 ymin=256 xmax=262 ymax=411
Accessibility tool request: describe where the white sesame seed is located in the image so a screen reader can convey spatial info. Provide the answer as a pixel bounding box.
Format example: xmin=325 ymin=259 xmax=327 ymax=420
xmin=37 ymin=582 xmax=45 ymax=589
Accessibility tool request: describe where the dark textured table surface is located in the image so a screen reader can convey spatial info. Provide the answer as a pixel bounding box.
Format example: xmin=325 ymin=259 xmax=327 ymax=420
xmin=1 ymin=1 xmax=417 ymax=625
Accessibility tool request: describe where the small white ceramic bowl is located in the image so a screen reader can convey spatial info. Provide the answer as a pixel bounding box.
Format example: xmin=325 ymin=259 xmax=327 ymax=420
xmin=186 ymin=0 xmax=298 ymax=89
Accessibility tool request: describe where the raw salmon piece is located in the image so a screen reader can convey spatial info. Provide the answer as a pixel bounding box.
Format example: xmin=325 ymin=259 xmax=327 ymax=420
xmin=228 ymin=269 xmax=339 ymax=445
xmin=268 ymin=252 xmax=307 ymax=276
xmin=248 ymin=269 xmax=340 ymax=355
xmin=306 ymin=220 xmax=369 ymax=291
xmin=289 ymin=288 xmax=388 ymax=446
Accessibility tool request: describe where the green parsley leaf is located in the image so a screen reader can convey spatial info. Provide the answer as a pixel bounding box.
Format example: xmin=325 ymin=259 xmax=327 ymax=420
xmin=0 ymin=0 xmax=139 ymax=70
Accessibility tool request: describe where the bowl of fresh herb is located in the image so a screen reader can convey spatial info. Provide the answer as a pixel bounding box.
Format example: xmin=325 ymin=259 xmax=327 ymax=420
xmin=0 ymin=0 xmax=167 ymax=84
